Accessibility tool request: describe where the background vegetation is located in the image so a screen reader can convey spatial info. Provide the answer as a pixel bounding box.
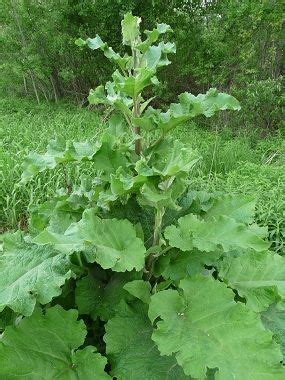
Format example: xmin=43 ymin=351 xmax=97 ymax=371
xmin=1 ymin=0 xmax=284 ymax=132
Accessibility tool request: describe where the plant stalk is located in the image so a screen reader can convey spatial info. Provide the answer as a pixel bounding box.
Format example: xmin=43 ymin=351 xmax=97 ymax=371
xmin=145 ymin=206 xmax=165 ymax=278
xmin=132 ymin=45 xmax=142 ymax=155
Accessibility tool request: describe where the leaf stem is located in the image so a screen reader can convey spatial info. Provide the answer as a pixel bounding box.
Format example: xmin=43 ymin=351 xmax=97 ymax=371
xmin=75 ymin=252 xmax=83 ymax=268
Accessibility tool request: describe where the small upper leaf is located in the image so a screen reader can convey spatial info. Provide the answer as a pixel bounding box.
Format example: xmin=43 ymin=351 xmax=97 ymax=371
xmin=138 ymin=23 xmax=172 ymax=53
xmin=21 ymin=138 xmax=101 ymax=182
xmin=121 ymin=12 xmax=141 ymax=46
xmin=135 ymin=88 xmax=241 ymax=132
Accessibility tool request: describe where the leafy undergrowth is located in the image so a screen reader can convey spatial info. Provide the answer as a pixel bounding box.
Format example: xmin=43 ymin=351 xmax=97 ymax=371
xmin=191 ymin=163 xmax=285 ymax=255
xmin=0 ymin=96 xmax=103 ymax=231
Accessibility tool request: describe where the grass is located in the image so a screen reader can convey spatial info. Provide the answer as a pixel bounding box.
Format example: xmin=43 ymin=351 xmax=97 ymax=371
xmin=1 ymin=95 xmax=285 ymax=254
xmin=0 ymin=96 xmax=103 ymax=230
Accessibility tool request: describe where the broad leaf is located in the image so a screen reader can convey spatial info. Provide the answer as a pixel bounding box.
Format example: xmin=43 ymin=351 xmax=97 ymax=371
xmin=110 ymin=167 xmax=147 ymax=197
xmin=113 ymin=68 xmax=156 ymax=97
xmin=84 ymin=34 xmax=129 ymax=69
xmin=88 ymin=85 xmax=109 ymax=104
xmin=218 ymin=251 xmax=285 ymax=311
xmin=144 ymin=42 xmax=176 ymax=69
xmin=262 ymin=302 xmax=285 ymax=358
xmin=154 ymin=248 xmax=217 ymax=281
xmin=139 ymin=179 xmax=186 ymax=211
xmin=138 ymin=23 xmax=172 ymax=53
xmin=38 ymin=209 xmax=146 ymax=272
xmin=0 ymin=305 xmax=110 ymax=379
xmin=88 ymin=83 xmax=133 ymax=113
xmin=206 ymin=194 xmax=256 ymax=224
xmin=75 ymin=271 xmax=137 ymax=321
xmin=104 ymin=301 xmax=189 ymax=379
xmin=0 ymin=240 xmax=75 ymax=316
xmin=33 ymin=228 xmax=84 ymax=254
xmin=165 ymin=214 xmax=269 ymax=252
xmin=148 ymin=139 xmax=200 ymax=177
xmin=149 ymin=276 xmax=285 ymax=379
xmin=123 ymin=280 xmax=151 ymax=304
xmin=21 ymin=138 xmax=101 ymax=182
xmin=134 ymin=88 xmax=241 ymax=132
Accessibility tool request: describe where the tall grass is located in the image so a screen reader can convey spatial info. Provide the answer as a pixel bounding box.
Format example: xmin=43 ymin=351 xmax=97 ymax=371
xmin=0 ymin=96 xmax=103 ymax=230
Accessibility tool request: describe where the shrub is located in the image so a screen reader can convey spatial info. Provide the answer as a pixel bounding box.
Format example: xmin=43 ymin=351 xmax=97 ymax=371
xmin=0 ymin=13 xmax=284 ymax=379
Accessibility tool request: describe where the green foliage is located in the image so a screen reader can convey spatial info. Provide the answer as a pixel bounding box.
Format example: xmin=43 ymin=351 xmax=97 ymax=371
xmin=0 ymin=235 xmax=75 ymax=316
xmin=0 ymin=305 xmax=110 ymax=379
xmin=149 ymin=276 xmax=284 ymax=379
xmin=1 ymin=0 xmax=283 ymax=133
xmin=191 ymin=162 xmax=285 ymax=254
xmin=218 ymin=251 xmax=285 ymax=312
xmin=0 ymin=13 xmax=284 ymax=379
xmin=104 ymin=301 xmax=188 ymax=379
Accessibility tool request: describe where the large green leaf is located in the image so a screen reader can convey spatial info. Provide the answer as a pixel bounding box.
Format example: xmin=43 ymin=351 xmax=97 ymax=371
xmin=36 ymin=209 xmax=146 ymax=272
xmin=72 ymin=210 xmax=146 ymax=271
xmin=218 ymin=251 xmax=285 ymax=311
xmin=262 ymin=302 xmax=285 ymax=358
xmin=205 ymin=194 xmax=256 ymax=224
xmin=123 ymin=280 xmax=151 ymax=304
xmin=134 ymin=88 xmax=241 ymax=132
xmin=121 ymin=12 xmax=141 ymax=46
xmin=88 ymin=84 xmax=109 ymax=105
xmin=21 ymin=138 xmax=101 ymax=182
xmin=110 ymin=167 xmax=147 ymax=197
xmin=148 ymin=139 xmax=200 ymax=177
xmin=91 ymin=135 xmax=129 ymax=175
xmin=88 ymin=82 xmax=133 ymax=118
xmin=113 ymin=68 xmax=156 ymax=97
xmin=154 ymin=248 xmax=217 ymax=281
xmin=29 ymin=195 xmax=84 ymax=235
xmin=0 ymin=240 xmax=75 ymax=316
xmin=104 ymin=300 xmax=189 ymax=379
xmin=149 ymin=276 xmax=285 ymax=379
xmin=75 ymin=271 xmax=137 ymax=321
xmin=0 ymin=305 xmax=110 ymax=379
xmin=139 ymin=178 xmax=186 ymax=211
xmin=165 ymin=214 xmax=269 ymax=253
